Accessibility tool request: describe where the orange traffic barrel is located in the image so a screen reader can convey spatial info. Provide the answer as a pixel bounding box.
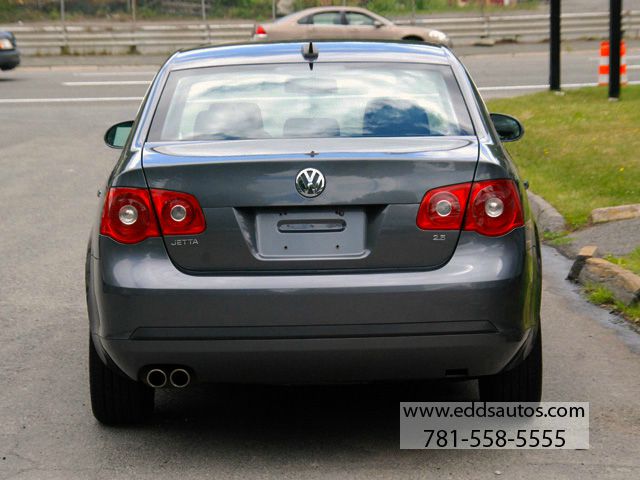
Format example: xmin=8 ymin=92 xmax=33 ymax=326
xmin=599 ymin=41 xmax=628 ymax=86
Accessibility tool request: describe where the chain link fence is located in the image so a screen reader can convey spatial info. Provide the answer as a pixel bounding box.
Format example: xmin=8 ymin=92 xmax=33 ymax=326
xmin=0 ymin=1 xmax=539 ymax=23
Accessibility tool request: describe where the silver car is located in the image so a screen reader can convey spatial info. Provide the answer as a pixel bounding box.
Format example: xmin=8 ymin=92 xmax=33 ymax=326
xmin=253 ymin=6 xmax=450 ymax=45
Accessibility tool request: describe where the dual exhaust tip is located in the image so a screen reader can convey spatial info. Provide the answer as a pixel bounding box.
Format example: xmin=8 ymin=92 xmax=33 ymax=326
xmin=145 ymin=367 xmax=191 ymax=388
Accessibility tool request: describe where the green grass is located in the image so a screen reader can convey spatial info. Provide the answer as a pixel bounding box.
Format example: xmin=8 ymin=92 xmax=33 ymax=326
xmin=542 ymin=230 xmax=573 ymax=246
xmin=487 ymin=86 xmax=640 ymax=229
xmin=585 ymin=284 xmax=640 ymax=324
xmin=586 ymin=284 xmax=616 ymax=305
xmin=366 ymin=0 xmax=539 ymax=16
xmin=605 ymin=247 xmax=640 ymax=276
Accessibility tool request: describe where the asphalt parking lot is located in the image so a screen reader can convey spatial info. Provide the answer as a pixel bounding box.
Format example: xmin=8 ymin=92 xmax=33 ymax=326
xmin=1 ymin=45 xmax=640 ymax=479
xmin=4 ymin=41 xmax=640 ymax=101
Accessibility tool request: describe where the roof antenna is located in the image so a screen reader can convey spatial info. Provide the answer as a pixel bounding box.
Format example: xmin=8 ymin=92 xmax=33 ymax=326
xmin=301 ymin=41 xmax=318 ymax=70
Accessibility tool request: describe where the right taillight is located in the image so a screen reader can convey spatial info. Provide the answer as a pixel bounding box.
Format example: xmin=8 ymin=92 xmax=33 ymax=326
xmin=416 ymin=179 xmax=523 ymax=237
xmin=416 ymin=183 xmax=471 ymax=230
xmin=463 ymin=179 xmax=524 ymax=237
xmin=255 ymin=24 xmax=267 ymax=36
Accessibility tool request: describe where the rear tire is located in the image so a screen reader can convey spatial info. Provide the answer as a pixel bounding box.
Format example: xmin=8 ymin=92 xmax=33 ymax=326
xmin=478 ymin=327 xmax=542 ymax=402
xmin=89 ymin=337 xmax=154 ymax=425
xmin=402 ymin=36 xmax=423 ymax=42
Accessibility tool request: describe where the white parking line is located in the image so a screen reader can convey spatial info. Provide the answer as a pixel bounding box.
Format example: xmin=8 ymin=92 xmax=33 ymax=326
xmin=478 ymin=80 xmax=640 ymax=91
xmin=3 ymin=79 xmax=640 ymax=104
xmin=63 ymin=80 xmax=151 ymax=86
xmin=0 ymin=97 xmax=143 ymax=104
xmin=72 ymin=71 xmax=156 ymax=77
xmin=59 ymin=77 xmax=640 ymax=90
xmin=588 ymin=54 xmax=640 ymax=61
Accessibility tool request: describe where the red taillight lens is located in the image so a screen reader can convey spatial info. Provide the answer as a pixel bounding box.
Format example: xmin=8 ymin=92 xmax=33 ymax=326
xmin=416 ymin=183 xmax=471 ymax=230
xmin=100 ymin=187 xmax=160 ymax=244
xmin=464 ymin=179 xmax=524 ymax=237
xmin=150 ymin=189 xmax=206 ymax=235
xmin=255 ymin=25 xmax=267 ymax=35
xmin=100 ymin=188 xmax=206 ymax=244
xmin=416 ymin=179 xmax=523 ymax=237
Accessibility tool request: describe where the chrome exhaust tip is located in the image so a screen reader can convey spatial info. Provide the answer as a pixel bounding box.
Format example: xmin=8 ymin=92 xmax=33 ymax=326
xmin=169 ymin=368 xmax=191 ymax=388
xmin=146 ymin=368 xmax=168 ymax=388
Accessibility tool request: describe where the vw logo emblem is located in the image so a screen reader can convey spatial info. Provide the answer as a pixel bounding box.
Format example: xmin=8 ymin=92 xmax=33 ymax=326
xmin=295 ymin=168 xmax=326 ymax=198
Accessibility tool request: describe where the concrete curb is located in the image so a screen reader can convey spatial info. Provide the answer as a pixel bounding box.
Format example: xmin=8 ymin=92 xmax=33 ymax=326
xmin=527 ymin=191 xmax=566 ymax=233
xmin=568 ymin=246 xmax=640 ymax=306
xmin=589 ymin=204 xmax=640 ymax=224
xmin=567 ymin=245 xmax=598 ymax=281
xmin=526 ymin=192 xmax=639 ymax=312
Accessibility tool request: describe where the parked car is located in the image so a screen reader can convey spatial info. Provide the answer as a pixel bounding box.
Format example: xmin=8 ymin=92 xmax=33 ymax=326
xmin=253 ymin=6 xmax=451 ymax=46
xmin=88 ymin=40 xmax=541 ymax=425
xmin=0 ymin=31 xmax=20 ymax=71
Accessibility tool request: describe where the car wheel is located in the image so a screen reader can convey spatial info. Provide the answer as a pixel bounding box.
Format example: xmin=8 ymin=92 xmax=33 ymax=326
xmin=89 ymin=337 xmax=154 ymax=425
xmin=402 ymin=36 xmax=423 ymax=42
xmin=478 ymin=326 xmax=542 ymax=402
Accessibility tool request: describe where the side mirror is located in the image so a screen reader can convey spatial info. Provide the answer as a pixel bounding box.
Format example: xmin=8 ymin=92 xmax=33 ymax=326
xmin=104 ymin=120 xmax=134 ymax=149
xmin=373 ymin=20 xmax=383 ymax=28
xmin=490 ymin=113 xmax=524 ymax=142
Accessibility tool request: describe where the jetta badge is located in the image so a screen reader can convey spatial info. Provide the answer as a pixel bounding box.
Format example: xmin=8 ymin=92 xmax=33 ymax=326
xmin=295 ymin=168 xmax=326 ymax=198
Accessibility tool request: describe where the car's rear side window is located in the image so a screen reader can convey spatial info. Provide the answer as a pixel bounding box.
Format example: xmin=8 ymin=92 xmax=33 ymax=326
xmin=311 ymin=12 xmax=343 ymax=25
xmin=346 ymin=12 xmax=376 ymax=25
xmin=148 ymin=62 xmax=474 ymax=142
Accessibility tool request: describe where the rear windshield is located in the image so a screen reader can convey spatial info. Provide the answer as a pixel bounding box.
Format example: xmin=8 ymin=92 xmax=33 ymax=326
xmin=148 ymin=62 xmax=474 ymax=142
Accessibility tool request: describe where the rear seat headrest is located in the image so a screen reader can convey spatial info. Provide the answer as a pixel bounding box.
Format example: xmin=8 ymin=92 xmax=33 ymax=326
xmin=363 ymin=98 xmax=430 ymax=137
xmin=193 ymin=102 xmax=266 ymax=139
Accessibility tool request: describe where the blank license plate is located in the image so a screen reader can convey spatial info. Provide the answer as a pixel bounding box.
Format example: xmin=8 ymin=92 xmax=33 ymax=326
xmin=255 ymin=208 xmax=366 ymax=259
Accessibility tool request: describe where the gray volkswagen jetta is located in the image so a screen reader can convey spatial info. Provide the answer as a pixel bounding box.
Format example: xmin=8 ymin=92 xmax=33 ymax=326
xmin=87 ymin=41 xmax=542 ymax=425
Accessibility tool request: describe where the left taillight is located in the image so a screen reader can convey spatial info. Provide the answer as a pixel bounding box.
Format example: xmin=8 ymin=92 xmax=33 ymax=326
xmin=100 ymin=187 xmax=160 ymax=244
xmin=150 ymin=189 xmax=206 ymax=235
xmin=100 ymin=187 xmax=206 ymax=244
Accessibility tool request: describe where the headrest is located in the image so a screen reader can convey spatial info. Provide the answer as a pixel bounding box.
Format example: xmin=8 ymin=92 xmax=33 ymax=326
xmin=193 ymin=102 xmax=265 ymax=139
xmin=363 ymin=98 xmax=430 ymax=137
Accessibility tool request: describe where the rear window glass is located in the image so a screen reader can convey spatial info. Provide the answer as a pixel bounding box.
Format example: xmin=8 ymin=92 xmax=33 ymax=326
xmin=148 ymin=62 xmax=474 ymax=142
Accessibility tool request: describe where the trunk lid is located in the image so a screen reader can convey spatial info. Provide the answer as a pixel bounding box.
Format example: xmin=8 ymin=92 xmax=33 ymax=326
xmin=142 ymin=137 xmax=478 ymax=272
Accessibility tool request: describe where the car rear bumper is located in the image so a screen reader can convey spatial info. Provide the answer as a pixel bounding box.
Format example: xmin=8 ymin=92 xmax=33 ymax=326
xmin=89 ymin=228 xmax=541 ymax=383
xmin=99 ymin=331 xmax=534 ymax=384
xmin=0 ymin=49 xmax=20 ymax=70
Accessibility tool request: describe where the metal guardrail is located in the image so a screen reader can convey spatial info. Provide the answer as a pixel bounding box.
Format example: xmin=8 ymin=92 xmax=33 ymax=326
xmin=400 ymin=11 xmax=640 ymax=41
xmin=3 ymin=11 xmax=639 ymax=55
xmin=6 ymin=23 xmax=255 ymax=54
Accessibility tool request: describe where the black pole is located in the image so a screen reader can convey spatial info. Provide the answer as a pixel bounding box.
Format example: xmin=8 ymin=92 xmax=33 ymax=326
xmin=609 ymin=0 xmax=622 ymax=99
xmin=549 ymin=0 xmax=561 ymax=91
